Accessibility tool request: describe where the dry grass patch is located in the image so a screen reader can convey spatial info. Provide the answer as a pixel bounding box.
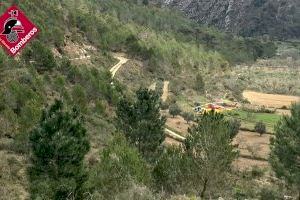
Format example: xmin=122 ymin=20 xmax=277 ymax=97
xmin=243 ymin=90 xmax=299 ymax=108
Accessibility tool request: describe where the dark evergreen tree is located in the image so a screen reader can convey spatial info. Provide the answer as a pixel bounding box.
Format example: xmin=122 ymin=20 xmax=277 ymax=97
xmin=28 ymin=99 xmax=90 ymax=200
xmin=270 ymin=103 xmax=300 ymax=200
xmin=116 ymin=88 xmax=166 ymax=160
xmin=185 ymin=111 xmax=238 ymax=198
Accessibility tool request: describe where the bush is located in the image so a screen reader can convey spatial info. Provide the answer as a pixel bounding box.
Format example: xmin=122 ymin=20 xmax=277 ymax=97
xmin=166 ymin=94 xmax=177 ymax=105
xmin=169 ymin=103 xmax=181 ymax=118
xmin=259 ymin=105 xmax=276 ymax=114
xmin=72 ymin=84 xmax=88 ymax=113
xmin=281 ymin=105 xmax=288 ymax=109
xmin=114 ymin=185 xmax=157 ymax=200
xmin=242 ymin=104 xmax=276 ymax=114
xmin=255 ymin=121 xmax=266 ymax=136
xmin=194 ymin=73 xmax=205 ymax=93
xmin=22 ymin=40 xmax=57 ymax=71
xmin=161 ymin=101 xmax=169 ymax=110
xmin=2 ymin=81 xmax=39 ymax=116
xmin=260 ymin=186 xmax=283 ymax=200
xmin=95 ymin=100 xmax=106 ymax=115
xmin=251 ymin=166 xmax=265 ymax=178
xmin=89 ymin=135 xmax=151 ymax=199
xmin=227 ymin=118 xmax=241 ymax=139
xmin=0 ymin=108 xmax=18 ymax=139
xmin=182 ymin=112 xmax=194 ymax=124
xmin=153 ymin=146 xmax=187 ymax=194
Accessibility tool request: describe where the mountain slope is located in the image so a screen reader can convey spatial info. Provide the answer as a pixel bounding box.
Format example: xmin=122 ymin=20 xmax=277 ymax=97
xmin=157 ymin=0 xmax=300 ymax=38
xmin=0 ymin=0 xmax=280 ymax=198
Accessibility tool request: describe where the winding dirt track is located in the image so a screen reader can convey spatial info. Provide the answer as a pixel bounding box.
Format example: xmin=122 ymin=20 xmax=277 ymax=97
xmin=109 ymin=55 xmax=184 ymax=141
xmin=110 ymin=54 xmax=129 ymax=78
xmin=243 ymin=90 xmax=299 ymax=108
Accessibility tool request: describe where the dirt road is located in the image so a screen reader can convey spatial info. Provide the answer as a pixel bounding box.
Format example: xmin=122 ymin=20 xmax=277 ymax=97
xmin=243 ymin=90 xmax=299 ymax=108
xmin=110 ymin=54 xmax=129 ymax=78
xmin=161 ymin=81 xmax=169 ymax=102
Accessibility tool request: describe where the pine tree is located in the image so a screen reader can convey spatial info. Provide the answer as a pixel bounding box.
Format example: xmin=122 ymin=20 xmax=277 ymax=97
xmin=28 ymin=99 xmax=90 ymax=200
xmin=116 ymin=88 xmax=166 ymax=160
xmin=185 ymin=111 xmax=238 ymax=198
xmin=269 ymin=103 xmax=300 ymax=200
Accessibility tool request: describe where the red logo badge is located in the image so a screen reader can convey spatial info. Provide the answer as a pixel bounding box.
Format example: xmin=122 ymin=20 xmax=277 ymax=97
xmin=0 ymin=5 xmax=39 ymax=57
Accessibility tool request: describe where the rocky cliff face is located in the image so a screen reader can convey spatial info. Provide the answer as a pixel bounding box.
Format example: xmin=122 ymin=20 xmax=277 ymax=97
xmin=156 ymin=0 xmax=300 ymax=38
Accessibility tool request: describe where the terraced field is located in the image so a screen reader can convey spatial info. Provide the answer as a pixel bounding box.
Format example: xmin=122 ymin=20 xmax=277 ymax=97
xmin=243 ymin=90 xmax=299 ymax=108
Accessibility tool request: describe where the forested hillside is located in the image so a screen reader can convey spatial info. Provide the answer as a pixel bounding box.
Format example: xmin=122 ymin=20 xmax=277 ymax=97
xmin=1 ymin=0 xmax=298 ymax=200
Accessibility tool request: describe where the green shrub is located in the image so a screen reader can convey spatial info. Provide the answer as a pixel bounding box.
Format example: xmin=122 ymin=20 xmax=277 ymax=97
xmin=182 ymin=112 xmax=194 ymax=124
xmin=255 ymin=121 xmax=266 ymax=136
xmin=22 ymin=40 xmax=57 ymax=71
xmin=89 ymin=135 xmax=151 ymax=199
xmin=0 ymin=108 xmax=18 ymax=139
xmin=194 ymin=73 xmax=205 ymax=93
xmin=166 ymin=94 xmax=177 ymax=105
xmin=227 ymin=118 xmax=241 ymax=139
xmin=114 ymin=185 xmax=157 ymax=200
xmin=54 ymin=75 xmax=66 ymax=91
xmin=153 ymin=146 xmax=187 ymax=194
xmin=260 ymin=186 xmax=283 ymax=200
xmin=95 ymin=100 xmax=106 ymax=115
xmin=251 ymin=166 xmax=265 ymax=178
xmin=3 ymin=81 xmax=39 ymax=116
xmin=281 ymin=105 xmax=288 ymax=109
xmin=161 ymin=101 xmax=169 ymax=110
xmin=72 ymin=84 xmax=88 ymax=113
xmin=169 ymin=103 xmax=181 ymax=118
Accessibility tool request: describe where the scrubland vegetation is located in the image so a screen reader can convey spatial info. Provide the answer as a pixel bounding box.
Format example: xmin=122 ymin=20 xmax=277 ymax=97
xmin=0 ymin=0 xmax=299 ymax=199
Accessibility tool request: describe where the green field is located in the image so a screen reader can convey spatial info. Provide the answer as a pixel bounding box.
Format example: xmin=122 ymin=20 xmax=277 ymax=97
xmin=227 ymin=109 xmax=281 ymax=133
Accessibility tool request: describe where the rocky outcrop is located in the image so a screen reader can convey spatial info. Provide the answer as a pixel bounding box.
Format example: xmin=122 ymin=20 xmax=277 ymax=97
xmin=156 ymin=0 xmax=300 ymax=38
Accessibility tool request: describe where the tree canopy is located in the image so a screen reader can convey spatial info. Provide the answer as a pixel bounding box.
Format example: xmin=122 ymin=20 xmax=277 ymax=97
xmin=270 ymin=103 xmax=300 ymax=200
xmin=185 ymin=111 xmax=238 ymax=198
xmin=29 ymin=99 xmax=90 ymax=200
xmin=116 ymin=88 xmax=166 ymax=160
